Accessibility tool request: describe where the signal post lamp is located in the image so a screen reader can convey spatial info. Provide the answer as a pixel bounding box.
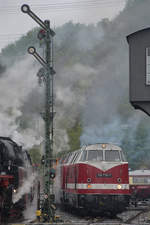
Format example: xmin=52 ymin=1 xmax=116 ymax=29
xmin=28 ymin=46 xmax=36 ymax=55
xmin=28 ymin=46 xmax=47 ymax=68
xmin=21 ymin=4 xmax=56 ymax=222
xmin=21 ymin=4 xmax=30 ymax=13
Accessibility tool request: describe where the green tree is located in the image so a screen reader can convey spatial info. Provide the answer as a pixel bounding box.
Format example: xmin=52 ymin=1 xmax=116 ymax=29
xmin=67 ymin=120 xmax=82 ymax=152
xmin=29 ymin=146 xmax=41 ymax=166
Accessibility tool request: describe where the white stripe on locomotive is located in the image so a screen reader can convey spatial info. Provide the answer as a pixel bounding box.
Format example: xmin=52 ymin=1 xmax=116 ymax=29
xmin=66 ymin=183 xmax=129 ymax=190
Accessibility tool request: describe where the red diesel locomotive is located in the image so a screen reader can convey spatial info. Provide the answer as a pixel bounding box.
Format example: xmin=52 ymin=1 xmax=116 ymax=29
xmin=58 ymin=143 xmax=130 ymax=215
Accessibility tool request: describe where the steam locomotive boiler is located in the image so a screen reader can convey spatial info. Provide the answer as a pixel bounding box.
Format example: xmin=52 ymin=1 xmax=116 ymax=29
xmin=0 ymin=136 xmax=33 ymax=222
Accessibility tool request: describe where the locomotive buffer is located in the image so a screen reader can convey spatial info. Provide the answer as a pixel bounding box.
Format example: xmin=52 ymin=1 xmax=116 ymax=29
xmin=21 ymin=4 xmax=56 ymax=222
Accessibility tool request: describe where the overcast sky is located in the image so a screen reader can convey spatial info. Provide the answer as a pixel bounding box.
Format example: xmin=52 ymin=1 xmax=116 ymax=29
xmin=0 ymin=0 xmax=126 ymax=52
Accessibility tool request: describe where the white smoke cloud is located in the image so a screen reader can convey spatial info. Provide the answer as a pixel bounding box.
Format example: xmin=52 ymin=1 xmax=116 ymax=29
xmin=13 ymin=172 xmax=37 ymax=204
xmin=12 ymin=129 xmax=44 ymax=149
xmin=80 ymin=0 xmax=150 ymax=152
xmin=0 ymin=55 xmax=44 ymax=149
xmin=53 ymin=63 xmax=98 ymax=153
xmin=80 ymin=112 xmax=144 ymax=146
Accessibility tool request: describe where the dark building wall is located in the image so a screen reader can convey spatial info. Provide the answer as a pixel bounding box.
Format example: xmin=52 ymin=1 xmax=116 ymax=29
xmin=127 ymin=28 xmax=150 ymax=116
xmin=127 ymin=28 xmax=150 ymax=101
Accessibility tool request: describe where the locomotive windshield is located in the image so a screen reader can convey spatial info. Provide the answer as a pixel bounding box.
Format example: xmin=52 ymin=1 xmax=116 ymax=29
xmin=105 ymin=150 xmax=120 ymax=162
xmin=79 ymin=150 xmax=103 ymax=162
xmin=79 ymin=150 xmax=87 ymax=161
xmin=120 ymin=151 xmax=126 ymax=162
xmin=87 ymin=150 xmax=103 ymax=161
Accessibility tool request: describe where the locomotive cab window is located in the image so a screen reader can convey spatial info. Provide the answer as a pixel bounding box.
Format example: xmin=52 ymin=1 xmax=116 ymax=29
xmin=105 ymin=150 xmax=120 ymax=162
xmin=71 ymin=151 xmax=81 ymax=163
xmin=87 ymin=150 xmax=103 ymax=161
xmin=79 ymin=150 xmax=87 ymax=162
xmin=120 ymin=151 xmax=126 ymax=162
xmin=79 ymin=150 xmax=103 ymax=162
xmin=70 ymin=152 xmax=79 ymax=164
xmin=68 ymin=153 xmax=75 ymax=164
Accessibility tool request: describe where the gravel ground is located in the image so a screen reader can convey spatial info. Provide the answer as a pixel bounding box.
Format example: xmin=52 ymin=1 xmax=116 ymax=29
xmin=7 ymin=190 xmax=150 ymax=225
xmin=55 ymin=204 xmax=150 ymax=225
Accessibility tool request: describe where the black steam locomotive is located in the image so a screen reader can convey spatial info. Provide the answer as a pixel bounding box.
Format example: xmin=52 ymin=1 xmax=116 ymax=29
xmin=0 ymin=136 xmax=34 ymax=222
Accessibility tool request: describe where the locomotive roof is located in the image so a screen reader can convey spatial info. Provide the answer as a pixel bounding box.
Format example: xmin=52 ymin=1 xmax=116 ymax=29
xmin=129 ymin=170 xmax=150 ymax=176
xmin=83 ymin=143 xmax=122 ymax=151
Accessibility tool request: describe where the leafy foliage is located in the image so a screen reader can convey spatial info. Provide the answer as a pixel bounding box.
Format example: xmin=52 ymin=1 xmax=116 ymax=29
xmin=29 ymin=146 xmax=41 ymax=166
xmin=1 ymin=28 xmax=39 ymax=66
xmin=67 ymin=120 xmax=83 ymax=152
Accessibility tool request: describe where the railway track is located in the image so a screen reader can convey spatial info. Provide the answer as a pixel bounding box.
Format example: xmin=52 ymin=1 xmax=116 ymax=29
xmin=6 ymin=222 xmax=150 ymax=225
xmin=6 ymin=205 xmax=150 ymax=225
xmin=117 ymin=205 xmax=150 ymax=224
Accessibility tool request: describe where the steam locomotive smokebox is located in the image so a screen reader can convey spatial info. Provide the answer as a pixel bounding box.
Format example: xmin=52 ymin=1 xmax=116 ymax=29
xmin=127 ymin=28 xmax=150 ymax=116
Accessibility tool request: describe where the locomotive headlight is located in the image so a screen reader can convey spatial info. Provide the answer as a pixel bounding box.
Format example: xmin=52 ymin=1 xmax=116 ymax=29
xmin=13 ymin=189 xmax=17 ymax=193
xmin=117 ymin=184 xmax=122 ymax=189
xmin=102 ymin=144 xmax=106 ymax=148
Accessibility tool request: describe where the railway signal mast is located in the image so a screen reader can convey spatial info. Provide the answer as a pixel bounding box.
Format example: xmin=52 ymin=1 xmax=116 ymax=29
xmin=21 ymin=4 xmax=56 ymax=222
